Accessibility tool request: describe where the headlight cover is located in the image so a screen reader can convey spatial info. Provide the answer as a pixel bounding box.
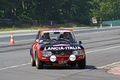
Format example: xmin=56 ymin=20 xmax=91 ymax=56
xmin=72 ymin=50 xmax=82 ymax=55
xmin=42 ymin=51 xmax=52 ymax=57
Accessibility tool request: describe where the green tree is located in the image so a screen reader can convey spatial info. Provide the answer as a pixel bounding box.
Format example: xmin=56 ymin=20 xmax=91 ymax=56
xmin=90 ymin=0 xmax=120 ymax=21
xmin=0 ymin=0 xmax=15 ymax=18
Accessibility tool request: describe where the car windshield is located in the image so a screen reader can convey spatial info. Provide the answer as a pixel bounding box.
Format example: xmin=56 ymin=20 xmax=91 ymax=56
xmin=40 ymin=30 xmax=77 ymax=42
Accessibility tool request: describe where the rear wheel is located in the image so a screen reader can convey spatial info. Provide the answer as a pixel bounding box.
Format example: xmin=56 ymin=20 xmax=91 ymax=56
xmin=35 ymin=54 xmax=43 ymax=69
xmin=78 ymin=57 xmax=86 ymax=69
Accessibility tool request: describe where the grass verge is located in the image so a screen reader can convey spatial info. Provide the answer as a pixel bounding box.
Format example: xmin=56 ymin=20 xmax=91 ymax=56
xmin=0 ymin=23 xmax=90 ymax=32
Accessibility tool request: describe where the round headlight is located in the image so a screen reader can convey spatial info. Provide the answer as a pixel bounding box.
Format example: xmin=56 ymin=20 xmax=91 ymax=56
xmin=42 ymin=51 xmax=46 ymax=56
xmin=42 ymin=51 xmax=52 ymax=57
xmin=72 ymin=51 xmax=79 ymax=55
xmin=46 ymin=51 xmax=52 ymax=56
xmin=72 ymin=50 xmax=82 ymax=55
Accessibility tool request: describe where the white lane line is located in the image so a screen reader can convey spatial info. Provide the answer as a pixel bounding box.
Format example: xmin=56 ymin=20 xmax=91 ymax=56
xmin=15 ymin=39 xmax=34 ymax=42
xmin=0 ymin=45 xmax=120 ymax=71
xmin=86 ymin=45 xmax=120 ymax=54
xmin=0 ymin=63 xmax=30 ymax=71
xmin=0 ymin=39 xmax=34 ymax=45
xmin=97 ymin=61 xmax=120 ymax=69
xmin=86 ymin=46 xmax=120 ymax=69
xmin=0 ymin=33 xmax=36 ymax=38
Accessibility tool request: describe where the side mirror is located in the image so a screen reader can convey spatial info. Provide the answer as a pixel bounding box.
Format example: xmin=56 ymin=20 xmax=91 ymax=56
xmin=79 ymin=41 xmax=82 ymax=44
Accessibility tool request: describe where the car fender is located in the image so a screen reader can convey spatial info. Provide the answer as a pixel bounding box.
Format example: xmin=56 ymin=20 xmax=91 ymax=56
xmin=34 ymin=44 xmax=43 ymax=60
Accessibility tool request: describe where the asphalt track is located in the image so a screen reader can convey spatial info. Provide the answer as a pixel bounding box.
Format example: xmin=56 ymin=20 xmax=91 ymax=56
xmin=0 ymin=27 xmax=120 ymax=80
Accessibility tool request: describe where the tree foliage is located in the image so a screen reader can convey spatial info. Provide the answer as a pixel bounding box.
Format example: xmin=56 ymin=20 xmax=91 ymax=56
xmin=0 ymin=0 xmax=120 ymax=25
xmin=90 ymin=0 xmax=120 ymax=21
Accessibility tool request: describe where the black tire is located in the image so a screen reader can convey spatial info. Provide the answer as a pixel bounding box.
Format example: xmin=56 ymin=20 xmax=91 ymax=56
xmin=35 ymin=55 xmax=43 ymax=69
xmin=78 ymin=57 xmax=86 ymax=69
xmin=31 ymin=56 xmax=36 ymax=66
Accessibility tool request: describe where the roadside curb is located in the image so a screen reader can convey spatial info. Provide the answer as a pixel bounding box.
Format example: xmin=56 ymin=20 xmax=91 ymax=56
xmin=108 ymin=66 xmax=120 ymax=76
xmin=98 ymin=61 xmax=120 ymax=76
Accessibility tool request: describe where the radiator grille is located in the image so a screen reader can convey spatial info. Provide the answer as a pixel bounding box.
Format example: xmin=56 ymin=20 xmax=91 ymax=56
xmin=52 ymin=50 xmax=72 ymax=56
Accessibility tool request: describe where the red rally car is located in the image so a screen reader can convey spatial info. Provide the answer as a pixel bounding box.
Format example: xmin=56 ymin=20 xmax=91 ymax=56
xmin=30 ymin=28 xmax=86 ymax=69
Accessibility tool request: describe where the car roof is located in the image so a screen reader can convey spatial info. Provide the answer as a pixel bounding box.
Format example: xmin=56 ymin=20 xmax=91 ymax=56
xmin=39 ymin=28 xmax=73 ymax=34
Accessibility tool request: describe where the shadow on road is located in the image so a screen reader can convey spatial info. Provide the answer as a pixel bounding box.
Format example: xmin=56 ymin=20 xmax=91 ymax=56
xmin=85 ymin=65 xmax=97 ymax=69
xmin=41 ymin=65 xmax=97 ymax=70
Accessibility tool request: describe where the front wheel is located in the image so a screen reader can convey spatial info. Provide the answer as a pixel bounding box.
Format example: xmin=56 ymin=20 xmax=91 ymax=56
xmin=31 ymin=56 xmax=36 ymax=66
xmin=78 ymin=57 xmax=86 ymax=69
xmin=35 ymin=55 xmax=43 ymax=69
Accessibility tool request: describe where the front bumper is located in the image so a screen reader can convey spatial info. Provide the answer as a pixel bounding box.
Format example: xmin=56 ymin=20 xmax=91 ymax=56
xmin=41 ymin=55 xmax=84 ymax=64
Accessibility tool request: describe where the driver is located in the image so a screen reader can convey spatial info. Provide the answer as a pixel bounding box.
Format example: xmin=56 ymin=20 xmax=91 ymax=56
xmin=42 ymin=33 xmax=50 ymax=40
xmin=63 ymin=32 xmax=70 ymax=39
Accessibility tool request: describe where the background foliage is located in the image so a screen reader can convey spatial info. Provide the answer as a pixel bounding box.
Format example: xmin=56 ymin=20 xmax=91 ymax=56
xmin=0 ymin=0 xmax=120 ymax=25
